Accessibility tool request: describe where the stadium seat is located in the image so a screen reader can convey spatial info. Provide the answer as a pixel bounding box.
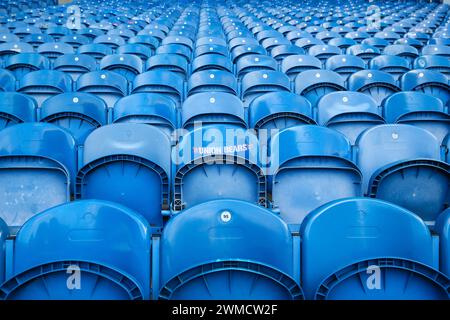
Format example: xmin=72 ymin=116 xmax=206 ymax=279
xmin=156 ymin=44 xmax=192 ymax=63
xmin=0 ymin=92 xmax=36 ymax=129
xmin=133 ymin=71 xmax=184 ymax=106
xmin=401 ymin=69 xmax=450 ymax=106
xmin=53 ymin=54 xmax=97 ymax=81
xmin=230 ymin=44 xmax=266 ymax=64
xmin=77 ymin=43 xmax=114 ymax=62
xmin=76 ymin=71 xmax=128 ymax=109
xmin=236 ymin=54 xmax=278 ymax=81
xmin=356 ymin=124 xmax=450 ymax=223
xmin=0 ymin=42 xmax=33 ymax=61
xmin=17 ymin=70 xmax=72 ymax=107
xmin=93 ymin=35 xmax=126 ymax=50
xmin=0 ymin=33 xmax=19 ymax=44
xmin=188 ymin=69 xmax=238 ymax=96
xmin=295 ymin=70 xmax=346 ymax=107
xmin=317 ymin=91 xmax=384 ymax=144
xmin=0 ymin=200 xmax=151 ymax=300
xmin=145 ymin=54 xmax=188 ymax=80
xmin=4 ymin=53 xmax=49 ymax=79
xmin=346 ymin=44 xmax=381 ymax=63
xmin=173 ymin=124 xmax=264 ymax=211
xmin=328 ymin=37 xmax=357 ymax=53
xmin=414 ymin=55 xmax=450 ymax=78
xmin=76 ymin=123 xmax=171 ymax=226
xmin=128 ymin=35 xmax=159 ymax=54
xmin=421 ymin=45 xmax=450 ymax=58
xmin=37 ymin=42 xmax=74 ymax=61
xmin=325 ymin=55 xmax=365 ymax=80
xmin=369 ymin=55 xmax=410 ymax=80
xmin=348 ymin=70 xmax=401 ymax=106
xmin=117 ymin=44 xmax=152 ymax=62
xmin=435 ymin=209 xmax=450 ymax=277
xmin=194 ymin=43 xmax=228 ymax=58
xmin=0 ymin=123 xmax=76 ymax=230
xmin=362 ymin=37 xmax=390 ymax=50
xmin=308 ymin=44 xmax=341 ymax=63
xmin=159 ymin=199 xmax=302 ymax=300
xmin=295 ymin=37 xmax=324 ymax=51
xmin=112 ymin=93 xmax=177 ymax=137
xmin=382 ymin=92 xmax=449 ymax=143
xmin=270 ymin=44 xmax=305 ymax=62
xmin=281 ymin=55 xmax=322 ymax=82
xmin=23 ymin=33 xmax=54 ymax=49
xmin=301 ymin=198 xmax=449 ymax=299
xmin=191 ymin=53 xmax=233 ymax=74
xmin=181 ymin=92 xmax=246 ymax=129
xmin=39 ymin=92 xmax=107 ymax=143
xmin=100 ymin=54 xmax=143 ymax=81
xmin=59 ymin=35 xmax=90 ymax=49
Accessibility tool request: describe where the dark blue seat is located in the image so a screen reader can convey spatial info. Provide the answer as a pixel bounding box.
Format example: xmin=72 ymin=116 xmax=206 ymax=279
xmin=0 ymin=33 xmax=19 ymax=44
xmin=173 ymin=124 xmax=264 ymax=211
xmin=382 ymin=91 xmax=449 ymax=144
xmin=100 ymin=54 xmax=143 ymax=82
xmin=76 ymin=71 xmax=128 ymax=109
xmin=356 ymin=124 xmax=450 ymax=223
xmin=401 ymin=69 xmax=450 ymax=106
xmin=93 ymin=34 xmax=126 ymax=49
xmin=76 ymin=123 xmax=171 ymax=226
xmin=369 ymin=55 xmax=410 ymax=80
xmin=17 ymin=70 xmax=72 ymax=107
xmin=317 ymin=91 xmax=384 ymax=144
xmin=112 ymin=93 xmax=177 ymax=137
xmin=39 ymin=92 xmax=107 ymax=143
xmin=348 ymin=70 xmax=401 ymax=106
xmin=0 ymin=92 xmax=35 ymax=129
xmin=37 ymin=42 xmax=74 ymax=61
xmin=295 ymin=70 xmax=346 ymax=107
xmin=270 ymin=125 xmax=361 ymax=224
xmin=281 ymin=55 xmax=322 ymax=82
xmin=301 ymin=198 xmax=448 ymax=299
xmin=325 ymin=55 xmax=365 ymax=80
xmin=133 ymin=71 xmax=184 ymax=106
xmin=159 ymin=199 xmax=302 ymax=300
xmin=4 ymin=53 xmax=49 ymax=79
xmin=0 ymin=42 xmax=33 ymax=61
xmin=0 ymin=123 xmax=76 ymax=230
xmin=0 ymin=200 xmax=151 ymax=300
xmin=188 ymin=70 xmax=238 ymax=96
xmin=59 ymin=35 xmax=90 ymax=49
xmin=53 ymin=54 xmax=97 ymax=81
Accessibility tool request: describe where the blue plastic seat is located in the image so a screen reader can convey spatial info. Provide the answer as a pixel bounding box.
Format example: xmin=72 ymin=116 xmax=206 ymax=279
xmin=156 ymin=44 xmax=192 ymax=63
xmin=362 ymin=37 xmax=390 ymax=50
xmin=414 ymin=55 xmax=450 ymax=78
xmin=181 ymin=92 xmax=246 ymax=130
xmin=394 ymin=37 xmax=423 ymax=50
xmin=369 ymin=55 xmax=410 ymax=80
xmin=236 ymin=54 xmax=278 ymax=81
xmin=4 ymin=53 xmax=49 ymax=79
xmin=128 ymin=35 xmax=159 ymax=54
xmin=346 ymin=44 xmax=381 ymax=63
xmin=77 ymin=43 xmax=113 ymax=62
xmin=231 ymin=44 xmax=266 ymax=64
xmin=348 ymin=70 xmax=401 ymax=106
xmin=261 ymin=37 xmax=291 ymax=53
xmin=53 ymin=54 xmax=97 ymax=81
xmin=249 ymin=92 xmax=315 ymax=133
xmin=270 ymin=44 xmax=305 ymax=62
xmin=133 ymin=71 xmax=184 ymax=106
xmin=194 ymin=43 xmax=228 ymax=58
xmin=0 ymin=42 xmax=33 ymax=61
xmin=325 ymin=55 xmax=365 ymax=80
xmin=281 ymin=55 xmax=322 ymax=81
xmin=22 ymin=33 xmax=54 ymax=49
xmin=76 ymin=123 xmax=171 ymax=226
xmin=422 ymin=45 xmax=450 ymax=58
xmin=295 ymin=37 xmax=324 ymax=51
xmin=228 ymin=37 xmax=259 ymax=51
xmin=159 ymin=199 xmax=302 ymax=300
xmin=116 ymin=44 xmax=152 ymax=62
xmin=100 ymin=54 xmax=143 ymax=82
xmin=345 ymin=31 xmax=370 ymax=42
xmin=188 ymin=70 xmax=238 ymax=96
xmin=77 ymin=27 xmax=104 ymax=40
xmin=108 ymin=28 xmax=135 ymax=41
xmin=59 ymin=35 xmax=90 ymax=49
xmin=0 ymin=33 xmax=19 ymax=44
xmin=145 ymin=54 xmax=188 ymax=80
xmin=191 ymin=53 xmax=233 ymax=74
xmin=375 ymin=31 xmax=401 ymax=44
xmin=328 ymin=37 xmax=357 ymax=53
xmin=316 ymin=31 xmax=340 ymax=42
xmin=39 ymin=92 xmax=107 ymax=143
xmin=383 ymin=91 xmax=449 ymax=143
xmin=308 ymin=44 xmax=341 ymax=63
xmin=295 ymin=70 xmax=346 ymax=107
xmin=0 ymin=92 xmax=35 ymax=129
xmin=435 ymin=209 xmax=450 ymax=277
xmin=270 ymin=125 xmax=361 ymax=224
xmin=0 ymin=200 xmax=151 ymax=300
xmin=383 ymin=44 xmax=419 ymax=66
xmin=356 ymin=124 xmax=450 ymax=223
xmin=0 ymin=215 xmax=7 ymax=283
xmin=317 ymin=91 xmax=384 ymax=144
xmin=195 ymin=36 xmax=227 ymax=48
xmin=37 ymin=42 xmax=74 ymax=61
xmin=46 ymin=26 xmax=71 ymax=40
xmin=17 ymin=70 xmax=72 ymax=107
xmin=0 ymin=123 xmax=76 ymax=230
xmin=93 ymin=35 xmax=126 ymax=50
xmin=173 ymin=124 xmax=264 ymax=211
xmin=401 ymin=69 xmax=450 ymax=106
xmin=112 ymin=93 xmax=177 ymax=137
xmin=241 ymin=70 xmax=291 ymax=108
xmin=286 ymin=30 xmax=313 ymax=42
xmin=76 ymin=71 xmax=128 ymax=109
xmin=301 ymin=198 xmax=449 ymax=300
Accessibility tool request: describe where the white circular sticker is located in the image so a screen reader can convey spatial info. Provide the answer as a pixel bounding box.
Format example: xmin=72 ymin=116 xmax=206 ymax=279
xmin=220 ymin=211 xmax=232 ymax=223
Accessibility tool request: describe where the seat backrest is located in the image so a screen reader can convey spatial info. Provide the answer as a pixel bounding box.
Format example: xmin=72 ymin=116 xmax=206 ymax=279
xmin=0 ymin=92 xmax=35 ymax=128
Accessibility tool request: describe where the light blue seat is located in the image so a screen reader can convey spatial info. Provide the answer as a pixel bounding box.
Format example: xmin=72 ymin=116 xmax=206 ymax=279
xmin=308 ymin=44 xmax=341 ymax=63
xmin=93 ymin=34 xmax=126 ymax=50
xmin=356 ymin=124 xmax=450 ymax=223
xmin=0 ymin=200 xmax=151 ymax=300
xmin=317 ymin=91 xmax=384 ymax=144
xmin=145 ymin=53 xmax=188 ymax=80
xmin=37 ymin=42 xmax=74 ymax=61
xmin=241 ymin=70 xmax=290 ymax=108
xmin=383 ymin=44 xmax=419 ymax=66
xmin=17 ymin=70 xmax=72 ymax=107
xmin=435 ymin=209 xmax=450 ymax=277
xmin=0 ymin=123 xmax=76 ymax=230
xmin=414 ymin=55 xmax=450 ymax=79
xmin=128 ymin=35 xmax=159 ymax=54
xmin=112 ymin=93 xmax=177 ymax=137
xmin=39 ymin=92 xmax=107 ymax=143
xmin=295 ymin=70 xmax=346 ymax=107
xmin=422 ymin=45 xmax=450 ymax=58
xmin=0 ymin=42 xmax=33 ymax=61
xmin=188 ymin=69 xmax=238 ymax=96
xmin=401 ymin=69 xmax=450 ymax=106
xmin=236 ymin=54 xmax=278 ymax=81
xmin=77 ymin=43 xmax=114 ymax=62
xmin=117 ymin=44 xmax=153 ymax=62
xmin=100 ymin=54 xmax=143 ymax=82
xmin=231 ymin=44 xmax=266 ymax=64
xmin=270 ymin=125 xmax=361 ymax=224
xmin=159 ymin=199 xmax=303 ymax=300
xmin=369 ymin=55 xmax=410 ymax=80
xmin=346 ymin=44 xmax=380 ymax=63
xmin=348 ymin=70 xmax=401 ymax=106
xmin=270 ymin=44 xmax=305 ymax=62
xmin=281 ymin=55 xmax=322 ymax=82
xmin=53 ymin=54 xmax=97 ymax=81
xmin=173 ymin=124 xmax=264 ymax=211
xmin=4 ymin=53 xmax=50 ymax=79
xmin=0 ymin=69 xmax=15 ymax=92
xmin=325 ymin=55 xmax=365 ymax=80
xmin=76 ymin=71 xmax=128 ymax=109
xmin=133 ymin=70 xmax=184 ymax=106
xmin=301 ymin=198 xmax=449 ymax=300
xmin=76 ymin=123 xmax=171 ymax=226
xmin=0 ymin=92 xmax=35 ymax=129
xmin=23 ymin=33 xmax=54 ymax=49
xmin=191 ymin=53 xmax=233 ymax=74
